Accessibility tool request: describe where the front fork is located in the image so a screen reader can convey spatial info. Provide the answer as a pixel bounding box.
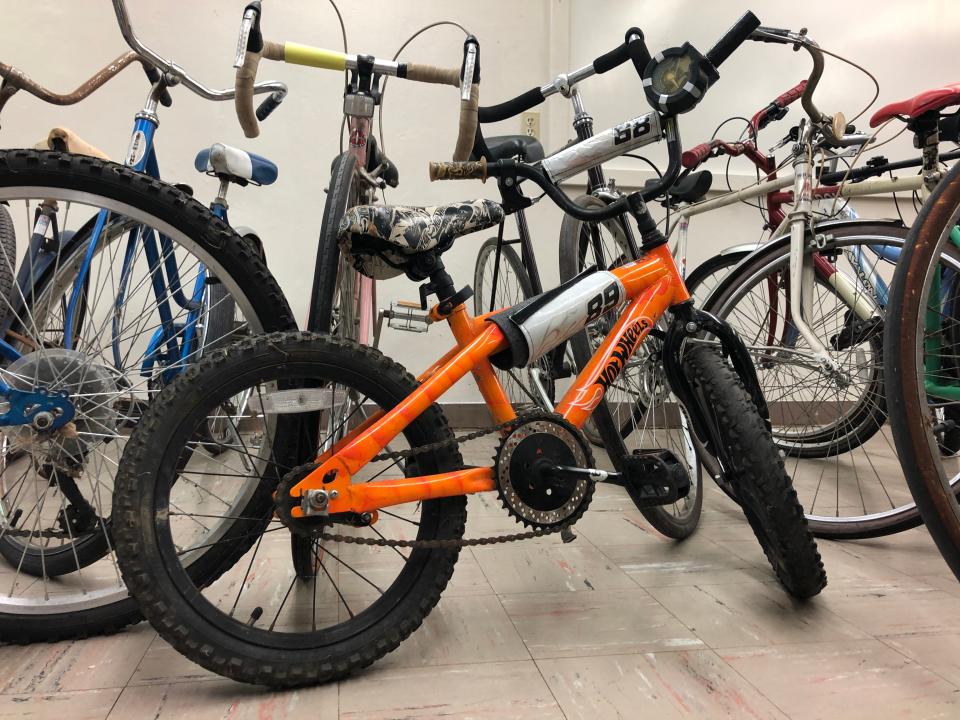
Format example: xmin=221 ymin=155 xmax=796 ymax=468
xmin=661 ymin=300 xmax=770 ymax=468
xmin=787 ymin=122 xmax=846 ymax=382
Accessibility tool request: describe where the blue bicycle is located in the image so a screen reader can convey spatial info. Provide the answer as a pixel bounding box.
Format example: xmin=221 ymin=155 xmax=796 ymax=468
xmin=0 ymin=0 xmax=295 ymax=642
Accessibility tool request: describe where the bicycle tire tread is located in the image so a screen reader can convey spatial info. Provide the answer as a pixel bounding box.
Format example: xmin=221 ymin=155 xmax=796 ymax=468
xmin=686 ymin=345 xmax=827 ymax=598
xmin=113 ymin=331 xmax=466 ymax=687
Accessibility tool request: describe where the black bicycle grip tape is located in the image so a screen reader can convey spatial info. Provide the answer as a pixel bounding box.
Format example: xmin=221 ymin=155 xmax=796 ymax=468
xmin=706 ymin=11 xmax=761 ymax=69
xmin=478 ymin=87 xmax=545 ymax=123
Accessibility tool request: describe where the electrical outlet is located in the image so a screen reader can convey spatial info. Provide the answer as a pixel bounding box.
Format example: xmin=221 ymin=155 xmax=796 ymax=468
xmin=521 ymin=111 xmax=540 ymax=139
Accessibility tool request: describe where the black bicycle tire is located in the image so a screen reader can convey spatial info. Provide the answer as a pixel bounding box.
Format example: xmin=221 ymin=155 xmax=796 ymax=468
xmin=474 ymin=237 xmax=531 ymax=314
xmin=473 ymin=236 xmax=556 ymax=408
xmin=113 ymin=331 xmax=467 ymax=687
xmin=702 ymin=237 xmax=892 ymax=458
xmin=700 ymin=226 xmax=932 ymax=540
xmin=308 ymin=152 xmax=356 ymax=334
xmin=684 ymin=345 xmax=826 ymax=598
xmin=0 ymin=204 xmax=16 ymax=326
xmin=0 ymin=149 xmax=296 ymax=643
xmin=204 ymin=277 xmax=237 ymax=351
xmin=684 ymin=250 xmax=751 ymax=307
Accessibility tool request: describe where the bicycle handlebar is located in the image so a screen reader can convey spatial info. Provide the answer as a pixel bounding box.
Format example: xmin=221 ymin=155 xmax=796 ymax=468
xmin=233 ymin=2 xmax=479 ymax=155
xmin=110 ymin=0 xmax=286 ymax=106
xmin=681 ymin=79 xmax=808 ymax=170
xmin=706 ymin=12 xmax=761 ymax=68
xmin=430 ymin=12 xmax=760 ymax=222
xmin=681 ymin=141 xmax=717 ymax=170
xmin=0 ymin=52 xmax=142 ymax=109
xmin=749 ymin=27 xmax=858 ymax=148
xmin=477 ymin=28 xmax=649 ymax=124
xmin=429 ymin=127 xmax=682 ymax=223
xmin=773 ymin=80 xmax=808 ymax=109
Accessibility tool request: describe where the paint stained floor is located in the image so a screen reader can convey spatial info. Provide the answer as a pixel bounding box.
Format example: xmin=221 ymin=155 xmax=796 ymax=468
xmin=1 ymin=432 xmax=958 ymax=720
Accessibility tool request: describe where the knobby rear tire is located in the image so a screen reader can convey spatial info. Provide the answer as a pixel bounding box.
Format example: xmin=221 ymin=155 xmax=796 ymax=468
xmin=113 ymin=332 xmax=468 ymax=687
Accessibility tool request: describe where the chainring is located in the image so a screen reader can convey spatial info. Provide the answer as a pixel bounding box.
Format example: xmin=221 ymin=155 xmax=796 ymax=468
xmin=494 ymin=413 xmax=594 ymax=529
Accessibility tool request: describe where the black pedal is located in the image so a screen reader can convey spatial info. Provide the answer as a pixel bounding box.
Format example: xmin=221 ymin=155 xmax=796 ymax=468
xmin=617 ymin=449 xmax=690 ymax=508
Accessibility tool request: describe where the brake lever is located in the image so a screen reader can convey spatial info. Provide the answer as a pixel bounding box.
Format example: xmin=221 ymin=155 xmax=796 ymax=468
xmin=750 ymin=26 xmax=807 ymax=49
xmin=460 ymin=43 xmax=477 ymax=101
xmin=233 ymin=10 xmax=256 ymax=68
xmin=768 ymin=129 xmax=795 ymax=154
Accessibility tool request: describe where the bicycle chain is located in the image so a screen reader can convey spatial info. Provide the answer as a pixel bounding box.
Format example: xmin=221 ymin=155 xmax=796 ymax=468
xmin=315 ymin=410 xmax=582 ymax=549
xmin=2 ymin=412 xmax=582 ymax=546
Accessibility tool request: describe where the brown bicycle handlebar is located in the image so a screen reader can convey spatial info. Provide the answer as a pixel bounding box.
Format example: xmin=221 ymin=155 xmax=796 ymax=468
xmin=233 ymin=6 xmax=478 ymax=157
xmin=235 ymin=39 xmax=479 ymax=159
xmin=234 ymin=42 xmax=285 ymax=139
xmin=0 ymin=52 xmax=146 ymax=114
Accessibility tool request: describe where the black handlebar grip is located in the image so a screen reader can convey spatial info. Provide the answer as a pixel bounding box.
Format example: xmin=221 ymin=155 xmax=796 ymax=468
xmin=255 ymin=91 xmax=284 ymax=122
xmin=141 ymin=65 xmax=173 ymax=108
xmin=706 ymin=11 xmax=761 ymax=69
xmin=624 ymin=27 xmax=650 ymax=78
xmin=478 ymin=86 xmax=545 ymax=124
xmin=592 ymin=41 xmax=630 ymax=74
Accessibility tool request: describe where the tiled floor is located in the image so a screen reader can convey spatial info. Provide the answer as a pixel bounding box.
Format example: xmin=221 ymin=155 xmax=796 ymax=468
xmin=2 ymin=433 xmax=959 ymax=720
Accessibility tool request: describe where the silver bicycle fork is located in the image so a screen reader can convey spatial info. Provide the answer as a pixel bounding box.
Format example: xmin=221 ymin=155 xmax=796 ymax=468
xmin=787 ymin=121 xmax=847 ymax=383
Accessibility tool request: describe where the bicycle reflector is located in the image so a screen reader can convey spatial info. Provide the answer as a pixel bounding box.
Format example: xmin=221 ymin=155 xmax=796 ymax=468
xmin=642 ymin=43 xmax=719 ymax=115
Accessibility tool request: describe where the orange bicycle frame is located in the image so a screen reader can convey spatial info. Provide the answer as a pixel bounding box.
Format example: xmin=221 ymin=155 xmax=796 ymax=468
xmin=288 ymin=243 xmax=690 ymax=516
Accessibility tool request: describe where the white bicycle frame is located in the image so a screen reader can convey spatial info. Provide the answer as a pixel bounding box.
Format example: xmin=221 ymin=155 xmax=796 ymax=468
xmin=665 ymin=126 xmax=939 ymax=377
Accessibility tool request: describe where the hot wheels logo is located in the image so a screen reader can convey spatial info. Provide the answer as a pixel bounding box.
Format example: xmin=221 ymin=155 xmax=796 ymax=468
xmin=595 ymin=317 xmax=652 ymax=390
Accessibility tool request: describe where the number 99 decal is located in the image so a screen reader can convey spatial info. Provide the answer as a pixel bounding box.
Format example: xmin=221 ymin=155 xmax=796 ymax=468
xmin=586 ymin=282 xmax=622 ymax=323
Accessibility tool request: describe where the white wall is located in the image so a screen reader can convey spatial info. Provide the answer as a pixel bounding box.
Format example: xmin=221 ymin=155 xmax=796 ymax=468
xmin=567 ymin=0 xmax=959 ymax=263
xmin=0 ymin=1 xmax=956 ymax=405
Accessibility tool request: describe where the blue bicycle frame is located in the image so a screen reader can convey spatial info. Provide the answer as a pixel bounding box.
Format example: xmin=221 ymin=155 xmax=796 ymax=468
xmin=0 ymin=91 xmax=225 ymax=425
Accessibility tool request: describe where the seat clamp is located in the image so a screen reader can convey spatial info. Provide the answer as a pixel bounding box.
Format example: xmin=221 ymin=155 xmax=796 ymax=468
xmin=435 ymin=286 xmax=474 ymax=317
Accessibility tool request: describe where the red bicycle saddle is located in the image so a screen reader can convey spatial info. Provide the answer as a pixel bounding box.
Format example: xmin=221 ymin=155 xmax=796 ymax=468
xmin=870 ymin=83 xmax=960 ymax=127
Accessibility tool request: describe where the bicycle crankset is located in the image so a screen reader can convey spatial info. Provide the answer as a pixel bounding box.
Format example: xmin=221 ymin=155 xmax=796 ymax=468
xmin=494 ymin=413 xmax=595 ymax=529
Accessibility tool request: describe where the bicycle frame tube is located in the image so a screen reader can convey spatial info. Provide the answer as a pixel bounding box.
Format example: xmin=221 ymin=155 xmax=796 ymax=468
xmin=286 ymin=244 xmax=689 ymax=515
xmin=64 ymin=114 xmax=160 ymax=350
xmin=52 ymin=103 xmax=213 ymax=379
xmin=924 ymin=225 xmax=960 ymax=401
xmin=347 ymin=114 xmax=375 ymax=344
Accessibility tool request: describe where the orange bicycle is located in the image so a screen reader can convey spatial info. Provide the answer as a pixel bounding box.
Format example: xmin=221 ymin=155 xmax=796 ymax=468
xmin=112 ymin=11 xmax=825 ymax=687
